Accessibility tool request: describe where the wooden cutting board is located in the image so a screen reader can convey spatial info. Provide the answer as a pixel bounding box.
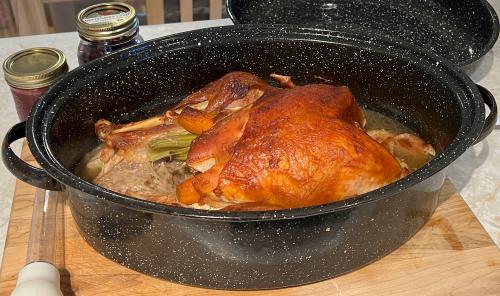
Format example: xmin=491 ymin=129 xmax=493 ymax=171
xmin=0 ymin=145 xmax=499 ymax=295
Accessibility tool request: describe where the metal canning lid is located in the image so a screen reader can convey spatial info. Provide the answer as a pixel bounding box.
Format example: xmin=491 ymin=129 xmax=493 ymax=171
xmin=76 ymin=2 xmax=139 ymax=41
xmin=3 ymin=47 xmax=69 ymax=89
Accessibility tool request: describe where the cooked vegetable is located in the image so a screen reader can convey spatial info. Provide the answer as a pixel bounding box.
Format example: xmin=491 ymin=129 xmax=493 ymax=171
xmin=146 ymin=133 xmax=197 ymax=162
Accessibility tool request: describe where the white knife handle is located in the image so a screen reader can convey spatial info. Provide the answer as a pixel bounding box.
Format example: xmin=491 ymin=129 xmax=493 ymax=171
xmin=10 ymin=262 xmax=62 ymax=296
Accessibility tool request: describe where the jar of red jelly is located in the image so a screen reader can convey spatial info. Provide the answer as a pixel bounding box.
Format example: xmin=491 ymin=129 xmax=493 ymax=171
xmin=76 ymin=2 xmax=143 ymax=65
xmin=3 ymin=48 xmax=68 ymax=121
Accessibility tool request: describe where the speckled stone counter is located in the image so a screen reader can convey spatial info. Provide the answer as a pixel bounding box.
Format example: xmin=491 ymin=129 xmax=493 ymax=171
xmin=0 ymin=8 xmax=499 ymax=268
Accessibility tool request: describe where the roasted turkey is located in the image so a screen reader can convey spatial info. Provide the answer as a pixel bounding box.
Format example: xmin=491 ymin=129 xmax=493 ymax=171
xmin=85 ymin=72 xmax=435 ymax=211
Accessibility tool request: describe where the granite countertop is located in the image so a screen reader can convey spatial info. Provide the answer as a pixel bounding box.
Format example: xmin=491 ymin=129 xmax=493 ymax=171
xmin=0 ymin=11 xmax=499 ymax=266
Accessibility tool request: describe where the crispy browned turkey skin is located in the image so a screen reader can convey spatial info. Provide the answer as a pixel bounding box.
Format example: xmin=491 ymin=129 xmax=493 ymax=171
xmin=91 ymin=71 xmax=434 ymax=211
xmin=178 ymin=82 xmax=404 ymax=209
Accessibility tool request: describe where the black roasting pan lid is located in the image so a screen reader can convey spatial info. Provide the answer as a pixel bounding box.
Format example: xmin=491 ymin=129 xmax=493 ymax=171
xmin=226 ymin=0 xmax=499 ymax=66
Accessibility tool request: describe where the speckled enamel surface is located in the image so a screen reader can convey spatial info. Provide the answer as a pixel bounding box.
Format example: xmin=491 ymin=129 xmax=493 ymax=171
xmin=0 ymin=20 xmax=235 ymax=266
xmin=227 ymin=0 xmax=499 ymax=66
xmin=66 ymin=180 xmax=442 ymax=289
xmin=5 ymin=25 xmax=493 ymax=288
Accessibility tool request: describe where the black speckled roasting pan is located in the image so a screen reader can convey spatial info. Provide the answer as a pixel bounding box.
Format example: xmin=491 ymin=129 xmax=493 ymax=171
xmin=227 ymin=0 xmax=499 ymax=66
xmin=2 ymin=25 xmax=497 ymax=289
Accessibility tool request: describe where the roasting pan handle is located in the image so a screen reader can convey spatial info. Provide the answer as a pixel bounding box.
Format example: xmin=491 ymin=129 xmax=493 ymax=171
xmin=472 ymin=84 xmax=497 ymax=146
xmin=2 ymin=122 xmax=62 ymax=191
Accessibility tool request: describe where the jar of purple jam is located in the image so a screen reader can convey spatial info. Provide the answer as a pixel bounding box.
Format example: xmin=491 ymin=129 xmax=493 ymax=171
xmin=3 ymin=48 xmax=68 ymax=121
xmin=76 ymin=2 xmax=143 ymax=65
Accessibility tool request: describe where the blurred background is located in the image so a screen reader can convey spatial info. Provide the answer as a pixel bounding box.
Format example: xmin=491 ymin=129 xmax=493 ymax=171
xmin=0 ymin=0 xmax=228 ymax=37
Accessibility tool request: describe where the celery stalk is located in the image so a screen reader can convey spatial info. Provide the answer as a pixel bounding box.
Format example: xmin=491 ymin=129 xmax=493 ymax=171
xmin=148 ymin=134 xmax=197 ymax=150
xmin=146 ymin=133 xmax=196 ymax=162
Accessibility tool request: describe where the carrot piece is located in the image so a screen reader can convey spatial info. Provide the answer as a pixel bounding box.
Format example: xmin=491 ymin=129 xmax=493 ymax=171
xmin=175 ymin=107 xmax=214 ymax=135
xmin=176 ymin=177 xmax=201 ymax=205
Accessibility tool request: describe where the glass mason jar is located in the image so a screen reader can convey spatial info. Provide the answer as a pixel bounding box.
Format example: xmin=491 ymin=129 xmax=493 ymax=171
xmin=76 ymin=2 xmax=143 ymax=65
xmin=3 ymin=48 xmax=68 ymax=121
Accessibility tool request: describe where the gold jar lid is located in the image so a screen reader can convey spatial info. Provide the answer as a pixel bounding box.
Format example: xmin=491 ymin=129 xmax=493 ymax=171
xmin=3 ymin=47 xmax=68 ymax=89
xmin=76 ymin=2 xmax=139 ymax=41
